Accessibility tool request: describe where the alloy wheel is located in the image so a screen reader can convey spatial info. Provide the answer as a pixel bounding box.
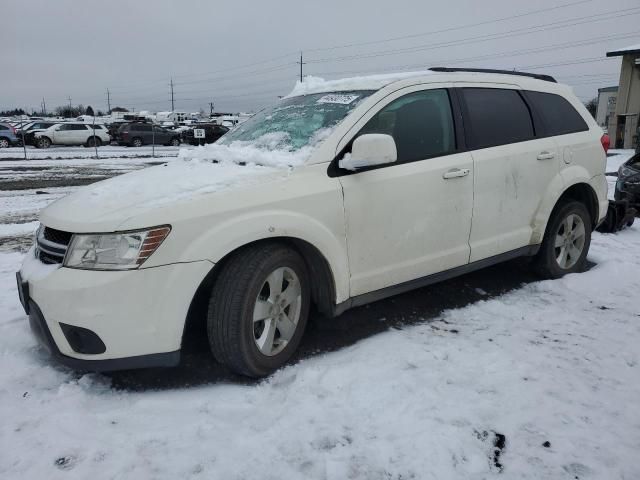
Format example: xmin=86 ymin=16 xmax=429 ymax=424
xmin=554 ymin=213 xmax=586 ymax=269
xmin=0 ymin=139 xmax=9 ymax=148
xmin=252 ymin=267 xmax=302 ymax=356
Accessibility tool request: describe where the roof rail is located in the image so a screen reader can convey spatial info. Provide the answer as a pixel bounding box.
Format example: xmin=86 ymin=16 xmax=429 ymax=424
xmin=429 ymin=67 xmax=557 ymax=83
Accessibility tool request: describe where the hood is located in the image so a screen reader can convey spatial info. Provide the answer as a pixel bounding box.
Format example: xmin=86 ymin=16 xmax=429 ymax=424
xmin=40 ymin=144 xmax=305 ymax=232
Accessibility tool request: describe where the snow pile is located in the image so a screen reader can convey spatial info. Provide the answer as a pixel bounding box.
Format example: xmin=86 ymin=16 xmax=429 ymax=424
xmin=1 ymin=226 xmax=639 ymax=478
xmin=18 ymin=246 xmax=59 ymax=281
xmin=78 ymin=159 xmax=287 ymax=210
xmin=287 ymin=70 xmax=436 ymax=97
xmin=0 ymin=221 xmax=39 ymax=238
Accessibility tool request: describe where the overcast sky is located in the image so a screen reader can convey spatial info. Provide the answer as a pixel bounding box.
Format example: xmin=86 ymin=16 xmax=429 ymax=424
xmin=3 ymin=0 xmax=639 ymax=114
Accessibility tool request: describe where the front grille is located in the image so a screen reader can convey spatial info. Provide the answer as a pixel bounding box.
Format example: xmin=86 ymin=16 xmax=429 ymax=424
xmin=37 ymin=227 xmax=72 ymax=264
xmin=43 ymin=227 xmax=72 ymax=246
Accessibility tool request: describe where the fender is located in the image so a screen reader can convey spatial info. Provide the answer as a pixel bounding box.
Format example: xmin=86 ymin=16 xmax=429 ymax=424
xmin=175 ymin=209 xmax=350 ymax=304
xmin=530 ymin=164 xmax=598 ymax=243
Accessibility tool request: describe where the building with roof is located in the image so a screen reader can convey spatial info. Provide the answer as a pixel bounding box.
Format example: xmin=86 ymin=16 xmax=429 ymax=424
xmin=606 ymin=44 xmax=640 ymax=149
xmin=595 ymin=86 xmax=617 ymax=132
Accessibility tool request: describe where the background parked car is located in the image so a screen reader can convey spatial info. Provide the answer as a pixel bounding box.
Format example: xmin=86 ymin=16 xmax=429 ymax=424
xmin=0 ymin=123 xmax=20 ymax=148
xmin=16 ymin=121 xmax=57 ymax=145
xmin=183 ymin=124 xmax=229 ymax=145
xmin=34 ymin=123 xmax=111 ymax=148
xmin=106 ymin=121 xmax=130 ymax=143
xmin=118 ymin=123 xmax=181 ymax=147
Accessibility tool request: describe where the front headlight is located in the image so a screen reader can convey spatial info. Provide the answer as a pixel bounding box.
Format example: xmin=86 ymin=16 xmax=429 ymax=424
xmin=64 ymin=226 xmax=171 ymax=270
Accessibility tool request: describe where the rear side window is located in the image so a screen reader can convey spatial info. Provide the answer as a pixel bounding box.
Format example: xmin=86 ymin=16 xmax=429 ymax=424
xmin=133 ymin=124 xmax=152 ymax=132
xmin=525 ymin=91 xmax=588 ymax=136
xmin=61 ymin=124 xmax=88 ymax=131
xmin=461 ymin=88 xmax=534 ymax=149
xmin=0 ymin=125 xmax=7 ymax=131
xmin=359 ymin=89 xmax=455 ymax=163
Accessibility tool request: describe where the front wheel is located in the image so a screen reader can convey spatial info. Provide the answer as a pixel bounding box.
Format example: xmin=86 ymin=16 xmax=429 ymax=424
xmin=170 ymin=138 xmax=180 ymax=147
xmin=37 ymin=137 xmax=51 ymax=149
xmin=207 ymin=244 xmax=310 ymax=377
xmin=533 ymin=201 xmax=592 ymax=279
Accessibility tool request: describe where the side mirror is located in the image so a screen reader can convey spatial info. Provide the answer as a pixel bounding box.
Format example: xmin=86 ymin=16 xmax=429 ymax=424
xmin=339 ymin=134 xmax=397 ymax=171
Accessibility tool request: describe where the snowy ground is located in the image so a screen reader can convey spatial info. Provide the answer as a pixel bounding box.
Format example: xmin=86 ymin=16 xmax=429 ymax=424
xmin=0 ymin=151 xmax=638 ymax=479
xmin=0 ymin=145 xmax=179 ymax=160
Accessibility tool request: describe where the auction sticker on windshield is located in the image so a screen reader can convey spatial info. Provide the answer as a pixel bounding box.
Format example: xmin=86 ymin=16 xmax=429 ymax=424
xmin=317 ymin=94 xmax=360 ymax=105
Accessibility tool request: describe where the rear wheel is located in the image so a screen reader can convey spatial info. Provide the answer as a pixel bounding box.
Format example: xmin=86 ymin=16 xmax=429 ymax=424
xmin=533 ymin=201 xmax=591 ymax=278
xmin=131 ymin=137 xmax=143 ymax=147
xmin=0 ymin=138 xmax=9 ymax=148
xmin=207 ymin=243 xmax=310 ymax=377
xmin=86 ymin=136 xmax=102 ymax=147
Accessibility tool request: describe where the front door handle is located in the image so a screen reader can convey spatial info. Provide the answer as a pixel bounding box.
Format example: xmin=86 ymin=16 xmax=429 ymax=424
xmin=537 ymin=151 xmax=555 ymax=161
xmin=443 ymin=168 xmax=470 ymax=179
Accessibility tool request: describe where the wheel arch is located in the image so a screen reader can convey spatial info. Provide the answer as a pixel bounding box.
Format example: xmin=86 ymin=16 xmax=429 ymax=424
xmin=533 ymin=176 xmax=599 ymax=244
xmin=180 ymin=237 xmax=338 ymax=351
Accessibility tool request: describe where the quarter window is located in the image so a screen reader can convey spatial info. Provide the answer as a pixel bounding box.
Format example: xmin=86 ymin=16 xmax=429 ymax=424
xmin=526 ymin=91 xmax=588 ymax=136
xmin=359 ymin=89 xmax=455 ymax=163
xmin=461 ymin=88 xmax=534 ymax=149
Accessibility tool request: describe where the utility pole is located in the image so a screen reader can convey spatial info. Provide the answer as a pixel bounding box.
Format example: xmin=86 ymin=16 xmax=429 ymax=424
xmin=41 ymin=97 xmax=46 ymax=116
xmin=296 ymin=52 xmax=306 ymax=83
xmin=106 ymin=88 xmax=111 ymax=114
xmin=209 ymin=101 xmax=215 ymax=116
xmin=170 ymin=78 xmax=175 ymax=112
xmin=68 ymin=96 xmax=72 ymax=110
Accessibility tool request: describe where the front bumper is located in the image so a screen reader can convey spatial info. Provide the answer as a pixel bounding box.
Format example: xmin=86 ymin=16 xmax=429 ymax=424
xmin=18 ymin=256 xmax=213 ymax=371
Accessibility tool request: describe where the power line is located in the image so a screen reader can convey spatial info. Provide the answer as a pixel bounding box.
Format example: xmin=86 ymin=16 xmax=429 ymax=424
xmin=306 ymin=7 xmax=640 ymax=65
xmin=305 ymin=0 xmax=593 ymax=53
xmin=104 ymin=0 xmax=594 ymax=91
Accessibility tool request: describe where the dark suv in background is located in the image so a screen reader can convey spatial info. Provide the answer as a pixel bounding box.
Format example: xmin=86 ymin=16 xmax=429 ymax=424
xmin=118 ymin=123 xmax=181 ymax=147
xmin=183 ymin=124 xmax=229 ymax=145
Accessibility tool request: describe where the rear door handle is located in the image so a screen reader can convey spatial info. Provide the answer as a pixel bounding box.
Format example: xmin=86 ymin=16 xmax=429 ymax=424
xmin=537 ymin=151 xmax=555 ymax=161
xmin=443 ymin=168 xmax=470 ymax=179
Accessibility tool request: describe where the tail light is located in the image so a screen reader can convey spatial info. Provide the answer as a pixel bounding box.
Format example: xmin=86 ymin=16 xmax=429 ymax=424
xmin=600 ymin=134 xmax=610 ymax=154
xmin=10 ymin=126 xmax=16 ymax=134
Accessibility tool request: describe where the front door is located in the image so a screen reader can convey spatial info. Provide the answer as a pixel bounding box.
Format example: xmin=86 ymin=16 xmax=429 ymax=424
xmin=338 ymin=87 xmax=474 ymax=297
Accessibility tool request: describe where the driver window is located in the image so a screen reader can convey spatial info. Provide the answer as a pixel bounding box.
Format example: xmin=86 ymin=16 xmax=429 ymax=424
xmin=360 ymin=89 xmax=455 ymax=163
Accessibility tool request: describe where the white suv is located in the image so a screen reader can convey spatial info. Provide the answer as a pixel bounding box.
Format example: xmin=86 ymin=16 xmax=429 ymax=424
xmin=17 ymin=69 xmax=609 ymax=377
xmin=34 ymin=123 xmax=110 ymax=148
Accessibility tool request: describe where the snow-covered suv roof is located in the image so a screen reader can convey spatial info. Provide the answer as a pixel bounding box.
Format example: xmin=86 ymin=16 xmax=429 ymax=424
xmin=286 ymin=69 xmax=563 ymax=98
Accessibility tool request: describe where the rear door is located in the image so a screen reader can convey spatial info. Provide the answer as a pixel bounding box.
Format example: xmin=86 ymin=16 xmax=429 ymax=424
xmin=153 ymin=126 xmax=169 ymax=144
xmin=337 ymin=85 xmax=474 ymax=296
xmin=458 ymin=86 xmax=560 ymax=262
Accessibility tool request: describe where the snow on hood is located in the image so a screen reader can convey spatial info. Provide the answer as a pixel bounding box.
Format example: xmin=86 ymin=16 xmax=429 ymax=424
xmin=179 ymin=133 xmax=314 ymax=168
xmin=40 ymin=149 xmax=292 ymax=232
xmin=286 ymin=70 xmax=436 ymax=97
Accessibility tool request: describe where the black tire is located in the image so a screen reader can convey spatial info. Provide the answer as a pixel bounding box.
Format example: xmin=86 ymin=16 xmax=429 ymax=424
xmin=0 ymin=137 xmax=10 ymax=148
xmin=532 ymin=200 xmax=592 ymax=279
xmin=131 ymin=137 xmax=143 ymax=147
xmin=37 ymin=137 xmax=51 ymax=149
xmin=86 ymin=136 xmax=101 ymax=147
xmin=207 ymin=243 xmax=310 ymax=377
xmin=170 ymin=138 xmax=180 ymax=147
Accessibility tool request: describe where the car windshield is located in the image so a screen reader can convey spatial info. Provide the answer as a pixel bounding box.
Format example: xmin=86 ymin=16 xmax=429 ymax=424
xmin=219 ymin=91 xmax=374 ymax=151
